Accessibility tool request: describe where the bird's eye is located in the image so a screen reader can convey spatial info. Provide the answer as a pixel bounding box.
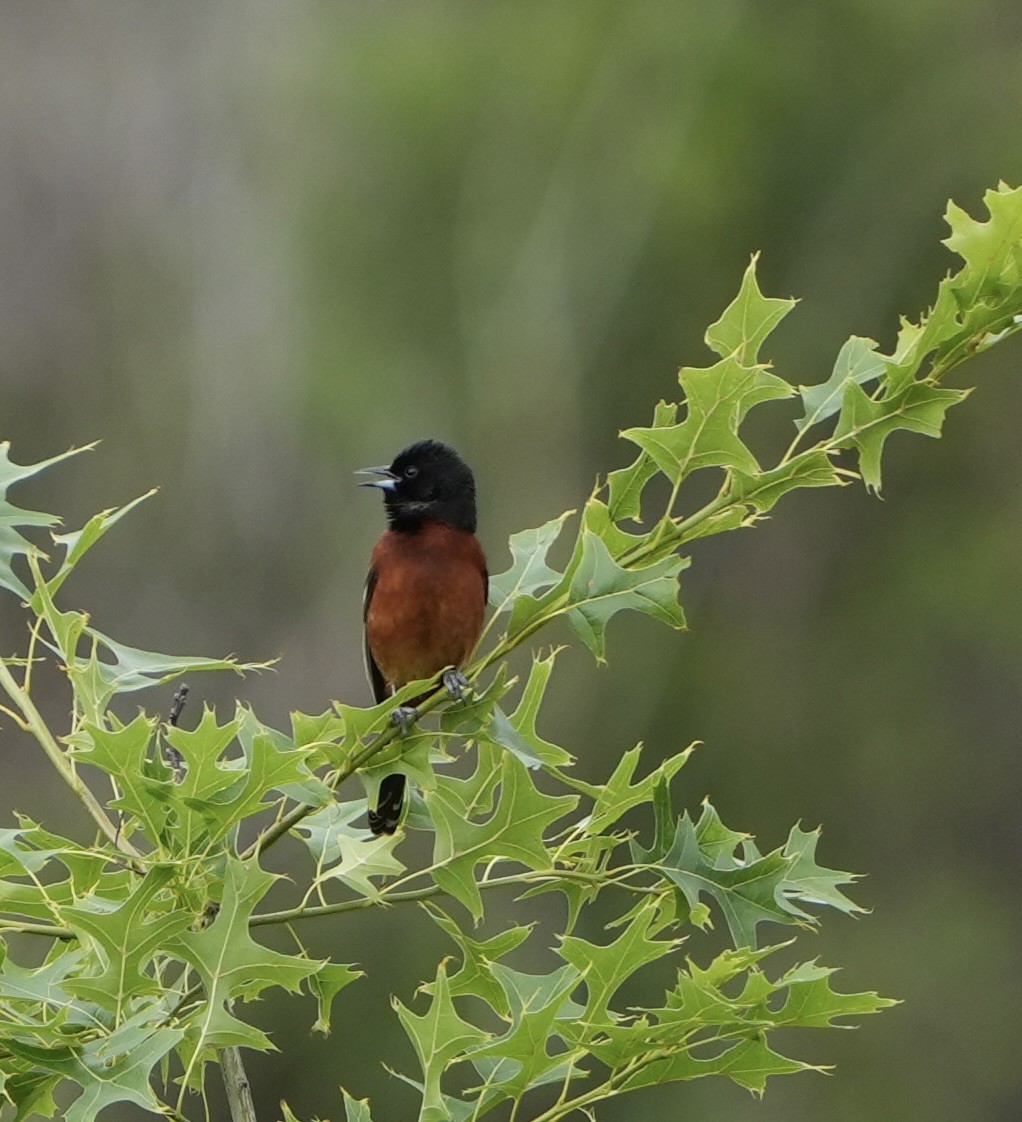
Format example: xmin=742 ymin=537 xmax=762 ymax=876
xmin=404 ymin=465 xmax=419 ymax=479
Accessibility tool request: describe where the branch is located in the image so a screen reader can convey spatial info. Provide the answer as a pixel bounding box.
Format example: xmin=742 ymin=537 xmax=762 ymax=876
xmin=249 ymin=867 xmax=661 ymax=928
xmin=221 ymin=1042 xmax=259 ymax=1122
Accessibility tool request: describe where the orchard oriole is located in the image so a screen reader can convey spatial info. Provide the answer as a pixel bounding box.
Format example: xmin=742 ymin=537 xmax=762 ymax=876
xmin=358 ymin=440 xmax=488 ymax=835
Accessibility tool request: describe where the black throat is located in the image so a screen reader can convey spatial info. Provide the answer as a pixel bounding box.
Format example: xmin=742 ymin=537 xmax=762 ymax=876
xmin=384 ymin=491 xmax=477 ymax=535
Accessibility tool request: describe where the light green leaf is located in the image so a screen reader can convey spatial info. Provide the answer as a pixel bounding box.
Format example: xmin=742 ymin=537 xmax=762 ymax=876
xmin=633 ymin=809 xmax=796 ymax=948
xmin=170 ymin=860 xmax=320 ymax=1051
xmin=560 ymin=898 xmax=681 ymax=1028
xmin=63 ymin=1017 xmax=184 ymax=1122
xmin=619 ymin=1034 xmax=818 ymax=1096
xmin=489 ymin=512 xmax=573 ymax=612
xmin=81 ymin=626 xmax=270 ymax=697
xmin=781 ymin=825 xmax=864 ymax=917
xmin=731 ymin=449 xmax=844 ymax=513
xmin=308 ymin=962 xmax=364 ymax=1035
xmin=296 ymin=801 xmax=404 ymax=897
xmin=489 ymin=652 xmax=572 ymax=768
xmin=0 ymin=441 xmax=94 ymax=599
xmin=705 ymin=254 xmax=797 ymax=365
xmin=567 ymin=742 xmax=694 ymax=836
xmin=63 ymin=865 xmax=192 ymax=1015
xmin=943 ymin=182 xmax=1022 ymax=304
xmin=42 ymin=490 xmax=157 ymax=600
xmin=622 ymin=352 xmax=789 ymax=484
xmin=795 ymin=336 xmax=884 ymax=432
xmin=72 ymin=716 xmax=170 ymax=843
xmin=465 ymin=962 xmax=583 ymax=1101
xmin=341 ymin=1091 xmax=376 ymax=1122
xmin=422 ymin=904 xmax=534 ymax=1018
xmin=764 ymin=966 xmax=897 ymax=1027
xmin=607 ymin=400 xmax=678 ymax=522
xmin=428 ymin=752 xmax=576 ymax=920
xmin=564 ymin=532 xmax=686 ymax=661
xmin=833 ymin=381 xmax=969 ymax=492
xmin=393 ymin=962 xmax=488 ymax=1122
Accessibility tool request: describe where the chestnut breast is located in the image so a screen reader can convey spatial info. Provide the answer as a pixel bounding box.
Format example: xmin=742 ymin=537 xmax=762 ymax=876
xmin=365 ymin=521 xmax=487 ymax=688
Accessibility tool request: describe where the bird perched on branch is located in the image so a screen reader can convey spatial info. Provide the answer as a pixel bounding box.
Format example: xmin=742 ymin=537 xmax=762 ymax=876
xmin=358 ymin=440 xmax=488 ymax=835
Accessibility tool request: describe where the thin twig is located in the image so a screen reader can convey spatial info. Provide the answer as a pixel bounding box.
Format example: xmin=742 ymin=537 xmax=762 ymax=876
xmin=0 ymin=917 xmax=75 ymax=940
xmin=165 ymin=682 xmax=188 ymax=782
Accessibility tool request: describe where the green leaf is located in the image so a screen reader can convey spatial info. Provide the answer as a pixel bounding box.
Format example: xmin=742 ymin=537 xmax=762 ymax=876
xmin=607 ymin=400 xmax=678 ymax=522
xmin=42 ymin=490 xmax=157 ymax=600
xmin=781 ymin=825 xmax=864 ymax=918
xmin=489 ymin=651 xmax=572 ymax=768
xmin=833 ymin=381 xmax=969 ymax=492
xmin=620 ymin=1034 xmax=818 ymax=1096
xmin=622 ymin=351 xmax=790 ymax=484
xmin=80 ymin=626 xmax=269 ymax=699
xmin=62 ymin=1015 xmax=184 ymax=1122
xmin=560 ymin=898 xmax=681 ymax=1029
xmin=567 ymin=742 xmax=694 ymax=836
xmin=2 ymin=1007 xmax=184 ymax=1122
xmin=170 ymin=860 xmax=320 ymax=1051
xmin=0 ymin=441 xmax=94 ymax=599
xmin=308 ymin=961 xmax=364 ymax=1035
xmin=72 ymin=716 xmax=170 ymax=843
xmin=428 ymin=751 xmax=576 ymax=920
xmin=705 ymin=254 xmax=797 ymax=364
xmin=731 ymin=450 xmax=844 ymax=513
xmin=795 ymin=335 xmax=884 ymax=432
xmin=632 ymin=808 xmax=798 ymax=948
xmin=63 ymin=865 xmax=192 ymax=1015
xmin=393 ymin=962 xmax=488 ymax=1122
xmin=943 ymin=182 xmax=1022 ymax=305
xmin=466 ymin=962 xmax=583 ymax=1102
xmin=564 ymin=532 xmax=686 ymax=661
xmin=296 ymin=801 xmax=404 ymax=897
xmin=422 ymin=904 xmax=534 ymax=1018
xmin=341 ymin=1091 xmax=376 ymax=1122
xmin=489 ymin=512 xmax=573 ymax=613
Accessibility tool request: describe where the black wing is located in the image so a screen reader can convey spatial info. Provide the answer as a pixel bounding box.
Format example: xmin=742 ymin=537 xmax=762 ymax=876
xmin=362 ymin=567 xmax=389 ymax=705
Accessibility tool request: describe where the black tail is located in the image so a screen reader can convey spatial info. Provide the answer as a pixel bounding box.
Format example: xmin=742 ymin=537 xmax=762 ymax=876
xmin=368 ymin=773 xmax=405 ymax=836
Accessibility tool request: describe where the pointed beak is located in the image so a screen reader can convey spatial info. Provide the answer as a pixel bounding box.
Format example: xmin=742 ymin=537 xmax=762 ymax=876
xmin=355 ymin=465 xmax=399 ymax=491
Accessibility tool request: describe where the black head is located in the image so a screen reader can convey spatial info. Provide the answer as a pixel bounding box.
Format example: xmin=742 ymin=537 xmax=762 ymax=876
xmin=357 ymin=439 xmax=477 ymax=533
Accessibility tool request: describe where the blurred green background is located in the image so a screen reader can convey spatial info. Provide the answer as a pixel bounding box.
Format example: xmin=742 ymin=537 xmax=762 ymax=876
xmin=3 ymin=2 xmax=1022 ymax=1119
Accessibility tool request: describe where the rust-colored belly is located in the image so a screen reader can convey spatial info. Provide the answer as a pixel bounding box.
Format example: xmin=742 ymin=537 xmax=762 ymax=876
xmin=366 ymin=523 xmax=486 ymax=688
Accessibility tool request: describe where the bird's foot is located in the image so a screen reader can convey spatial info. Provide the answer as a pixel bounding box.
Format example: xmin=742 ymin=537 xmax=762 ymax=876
xmin=389 ymin=705 xmax=418 ymax=736
xmin=442 ymin=667 xmax=472 ymax=702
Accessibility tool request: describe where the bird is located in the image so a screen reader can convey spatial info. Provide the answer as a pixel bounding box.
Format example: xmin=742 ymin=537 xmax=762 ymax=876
xmin=357 ymin=439 xmax=488 ymax=835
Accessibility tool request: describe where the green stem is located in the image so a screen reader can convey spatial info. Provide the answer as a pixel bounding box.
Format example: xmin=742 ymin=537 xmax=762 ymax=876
xmin=0 ymin=917 xmax=75 ymax=940
xmin=250 ymin=867 xmax=659 ymax=928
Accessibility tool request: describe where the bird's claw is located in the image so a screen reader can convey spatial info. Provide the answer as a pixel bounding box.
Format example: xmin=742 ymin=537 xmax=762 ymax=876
xmin=390 ymin=705 xmax=417 ymax=735
xmin=442 ymin=668 xmax=472 ymax=702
